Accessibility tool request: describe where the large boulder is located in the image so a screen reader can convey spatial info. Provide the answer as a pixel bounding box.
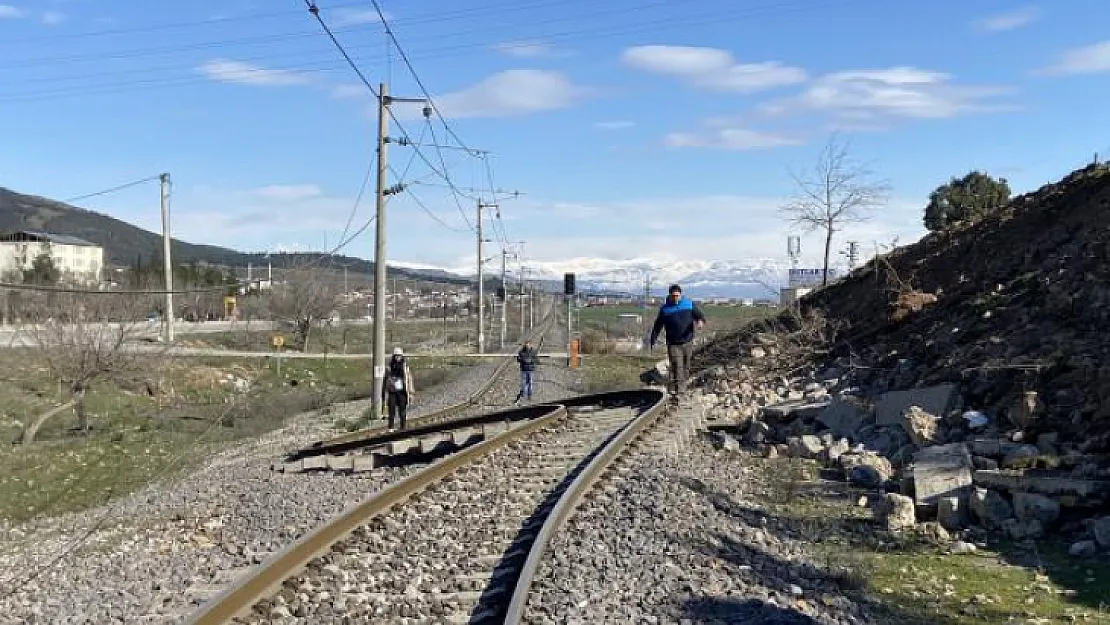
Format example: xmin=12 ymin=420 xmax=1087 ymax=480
xmin=840 ymin=452 xmax=893 ymax=488
xmin=970 ymin=487 xmax=1013 ymax=528
xmin=1012 ymin=493 xmax=1060 ymax=526
xmin=901 ymin=406 xmax=942 ymax=447
xmin=787 ymin=435 xmax=825 ymax=460
xmin=1089 ymin=516 xmax=1110 ymax=548
xmin=875 ymin=493 xmax=916 ymax=531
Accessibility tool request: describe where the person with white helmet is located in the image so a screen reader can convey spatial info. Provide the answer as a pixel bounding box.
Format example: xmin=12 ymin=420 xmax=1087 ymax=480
xmin=383 ymin=346 xmax=416 ymax=430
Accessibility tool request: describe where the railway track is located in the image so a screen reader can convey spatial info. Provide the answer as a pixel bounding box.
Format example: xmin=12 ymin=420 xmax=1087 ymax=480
xmin=295 ymin=304 xmax=560 ymax=460
xmin=185 ymin=389 xmax=669 ymax=624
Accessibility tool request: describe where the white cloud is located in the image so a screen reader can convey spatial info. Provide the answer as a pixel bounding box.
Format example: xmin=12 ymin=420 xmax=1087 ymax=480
xmin=594 ymin=120 xmax=636 ymax=130
xmin=487 ymin=194 xmax=925 ymax=268
xmin=331 ymin=83 xmax=370 ymax=100
xmin=977 ymin=6 xmax=1041 ymax=32
xmin=0 ymin=5 xmax=24 ymax=18
xmin=125 ymin=181 xmax=924 ymax=274
xmin=760 ymin=66 xmax=1014 ymax=123
xmin=331 ymin=8 xmax=389 ymax=26
xmin=197 ymin=59 xmax=313 ymax=87
xmin=396 ymin=70 xmax=586 ymax=120
xmin=252 ymin=184 xmax=323 ymax=202
xmin=1039 ymin=40 xmax=1110 ymax=75
xmin=493 ymin=41 xmax=570 ymax=58
xmin=621 ymin=45 xmax=807 ymax=92
xmin=41 ymin=10 xmax=65 ymax=25
xmin=665 ymin=128 xmax=801 ymax=150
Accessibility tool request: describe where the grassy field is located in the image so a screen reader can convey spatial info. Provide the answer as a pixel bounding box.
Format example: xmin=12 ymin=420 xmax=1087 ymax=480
xmin=575 ymin=353 xmax=658 ymax=393
xmin=575 ymin=303 xmax=778 ymax=353
xmin=758 ymin=456 xmax=1110 ymax=624
xmin=186 ymin=307 xmax=540 ymax=355
xmin=0 ymin=349 xmax=476 ymax=524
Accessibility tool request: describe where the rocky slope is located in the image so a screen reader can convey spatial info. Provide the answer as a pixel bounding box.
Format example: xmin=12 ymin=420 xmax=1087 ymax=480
xmin=698 ymin=163 xmax=1110 ymax=448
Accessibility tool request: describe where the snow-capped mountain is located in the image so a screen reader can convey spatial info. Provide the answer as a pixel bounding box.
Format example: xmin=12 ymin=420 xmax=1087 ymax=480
xmin=400 ymin=256 xmax=814 ymax=299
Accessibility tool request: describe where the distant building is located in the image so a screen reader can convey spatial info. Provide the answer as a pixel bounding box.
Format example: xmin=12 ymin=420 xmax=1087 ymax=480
xmin=0 ymin=230 xmax=104 ymax=284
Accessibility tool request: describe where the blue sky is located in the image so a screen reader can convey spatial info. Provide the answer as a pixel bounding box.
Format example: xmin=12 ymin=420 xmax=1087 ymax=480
xmin=0 ymin=0 xmax=1108 ymax=272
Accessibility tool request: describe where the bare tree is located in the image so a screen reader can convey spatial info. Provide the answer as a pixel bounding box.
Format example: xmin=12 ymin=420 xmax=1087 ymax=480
xmin=264 ymin=265 xmax=340 ymax=351
xmin=19 ymin=291 xmax=154 ymax=442
xmin=780 ymin=133 xmax=890 ymax=287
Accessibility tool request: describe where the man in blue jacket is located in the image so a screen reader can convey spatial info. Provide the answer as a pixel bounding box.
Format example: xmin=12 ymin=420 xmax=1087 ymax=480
xmin=649 ymin=284 xmax=706 ymax=399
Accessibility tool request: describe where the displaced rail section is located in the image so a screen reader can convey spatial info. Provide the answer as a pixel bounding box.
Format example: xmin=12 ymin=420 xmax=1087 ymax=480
xmin=297 ymin=305 xmax=559 ymax=459
xmin=186 ymin=389 xmax=667 ymax=624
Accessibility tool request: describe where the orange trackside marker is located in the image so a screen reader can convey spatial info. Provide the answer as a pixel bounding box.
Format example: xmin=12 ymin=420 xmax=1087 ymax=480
xmin=569 ymin=339 xmax=580 ymax=369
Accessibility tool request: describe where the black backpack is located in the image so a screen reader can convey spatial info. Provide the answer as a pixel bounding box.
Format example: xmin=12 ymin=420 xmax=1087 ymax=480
xmin=388 ymin=357 xmax=407 ymax=391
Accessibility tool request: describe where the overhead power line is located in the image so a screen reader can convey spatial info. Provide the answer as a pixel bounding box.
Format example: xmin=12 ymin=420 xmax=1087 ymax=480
xmin=302 ymin=0 xmax=487 ymax=213
xmin=369 ymin=0 xmax=474 ymax=155
xmin=61 ymin=176 xmax=162 ymax=204
xmin=0 ymin=0 xmax=586 ymax=46
xmin=0 ymin=0 xmax=857 ymax=75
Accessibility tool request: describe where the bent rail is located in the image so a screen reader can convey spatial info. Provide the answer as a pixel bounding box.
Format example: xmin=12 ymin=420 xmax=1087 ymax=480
xmin=186 ymin=402 xmax=569 ymax=625
xmin=503 ymin=389 xmax=669 ymax=624
xmin=299 ymin=306 xmax=556 ymax=453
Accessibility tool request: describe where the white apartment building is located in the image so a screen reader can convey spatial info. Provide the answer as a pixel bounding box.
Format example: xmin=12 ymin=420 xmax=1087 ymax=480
xmin=0 ymin=230 xmax=104 ymax=284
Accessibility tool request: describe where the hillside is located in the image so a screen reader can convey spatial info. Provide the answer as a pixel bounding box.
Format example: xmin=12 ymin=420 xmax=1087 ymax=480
xmin=697 ymin=162 xmax=1110 ymax=445
xmin=0 ymin=186 xmax=468 ymax=284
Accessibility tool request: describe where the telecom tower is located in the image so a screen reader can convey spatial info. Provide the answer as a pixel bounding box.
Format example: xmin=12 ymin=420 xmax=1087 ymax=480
xmin=846 ymin=241 xmax=861 ymax=268
xmin=787 ymin=235 xmax=801 ymax=269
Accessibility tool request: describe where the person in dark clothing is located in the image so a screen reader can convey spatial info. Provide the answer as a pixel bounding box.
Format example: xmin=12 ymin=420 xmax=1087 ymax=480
xmin=649 ymin=284 xmax=706 ymax=398
xmin=383 ymin=347 xmax=416 ymax=429
xmin=516 ymin=340 xmax=538 ymax=402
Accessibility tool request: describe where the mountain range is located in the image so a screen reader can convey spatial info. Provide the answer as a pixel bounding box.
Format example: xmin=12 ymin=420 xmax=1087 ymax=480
xmin=1 ymin=184 xmax=820 ymax=297
xmin=0 ymin=186 xmax=468 ymax=285
xmin=397 ymin=257 xmax=801 ymax=299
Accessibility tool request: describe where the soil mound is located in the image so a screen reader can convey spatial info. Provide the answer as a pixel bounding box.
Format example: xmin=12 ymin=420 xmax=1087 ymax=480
xmin=698 ymin=163 xmax=1110 ymax=448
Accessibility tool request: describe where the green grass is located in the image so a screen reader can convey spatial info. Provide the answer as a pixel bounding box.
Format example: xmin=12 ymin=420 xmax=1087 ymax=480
xmin=187 ymin=318 xmax=480 ymax=354
xmin=576 ymin=303 xmax=779 ymax=343
xmin=576 ymin=353 xmax=657 ymax=393
xmin=185 ymin=313 xmax=540 ymax=355
xmin=755 ymin=456 xmax=1110 ymax=624
xmin=0 ymin=350 xmax=478 ymax=524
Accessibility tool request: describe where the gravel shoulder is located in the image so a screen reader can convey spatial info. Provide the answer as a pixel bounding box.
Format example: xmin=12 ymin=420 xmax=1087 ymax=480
xmin=524 ymin=421 xmax=882 ymax=625
xmin=0 ymin=321 xmax=578 ymax=624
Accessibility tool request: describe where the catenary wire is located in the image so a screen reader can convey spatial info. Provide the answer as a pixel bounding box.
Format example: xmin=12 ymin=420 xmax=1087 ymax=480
xmin=302 ymin=1 xmax=486 ymax=210
xmin=0 ymin=0 xmax=858 ymax=81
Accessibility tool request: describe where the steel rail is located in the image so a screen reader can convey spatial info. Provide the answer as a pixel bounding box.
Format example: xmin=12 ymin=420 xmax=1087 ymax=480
xmin=503 ymin=389 xmax=669 ymax=624
xmin=300 ymin=306 xmax=557 ymax=453
xmin=185 ymin=401 xmax=570 ymax=625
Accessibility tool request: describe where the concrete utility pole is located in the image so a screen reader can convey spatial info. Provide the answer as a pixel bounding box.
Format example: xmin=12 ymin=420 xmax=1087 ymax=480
xmin=519 ymin=266 xmax=526 ymax=339
xmin=371 ymin=82 xmax=430 ymax=420
xmin=159 ymin=172 xmax=174 ymax=343
xmin=499 ymin=249 xmax=512 ymax=350
xmin=476 ymin=201 xmax=496 ymax=354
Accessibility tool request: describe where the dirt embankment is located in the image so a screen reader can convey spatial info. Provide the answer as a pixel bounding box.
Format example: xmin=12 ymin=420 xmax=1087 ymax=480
xmin=698 ymin=163 xmax=1110 ymax=449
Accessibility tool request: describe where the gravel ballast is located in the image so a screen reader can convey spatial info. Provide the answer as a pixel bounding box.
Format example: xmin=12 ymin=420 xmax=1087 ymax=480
xmin=0 ymin=317 xmax=575 ymax=624
xmin=522 ymin=414 xmax=874 ymax=625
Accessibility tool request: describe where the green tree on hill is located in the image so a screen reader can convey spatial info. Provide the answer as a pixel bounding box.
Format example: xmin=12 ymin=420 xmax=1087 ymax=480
xmin=924 ymin=171 xmax=1011 ymax=231
xmin=23 ymin=250 xmax=61 ymax=285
